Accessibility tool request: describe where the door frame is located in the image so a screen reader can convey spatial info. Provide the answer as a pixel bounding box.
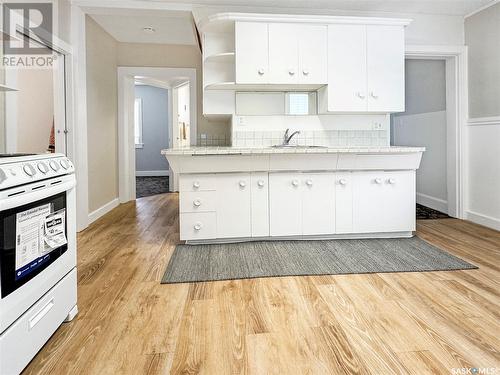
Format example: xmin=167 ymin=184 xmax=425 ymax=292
xmin=117 ymin=67 xmax=197 ymax=203
xmin=172 ymin=81 xmax=191 ymax=148
xmin=404 ymin=45 xmax=468 ymax=219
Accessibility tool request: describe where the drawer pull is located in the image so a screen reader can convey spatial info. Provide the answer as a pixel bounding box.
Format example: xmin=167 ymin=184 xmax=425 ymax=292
xmin=305 ymin=179 xmax=313 ymax=186
xmin=374 ymin=178 xmax=382 ymax=185
xmin=291 ymin=179 xmax=299 ymax=187
xmin=339 ymin=178 xmax=347 ymax=185
xmin=193 ymin=199 xmax=202 ymax=207
xmin=193 ymin=181 xmax=200 ymax=189
xmin=257 ymin=180 xmax=265 ymax=187
xmin=239 ymin=181 xmax=246 ymax=188
xmin=194 ymin=222 xmax=203 ymax=231
xmin=388 ymin=178 xmax=396 ymax=184
xmin=29 ymin=299 xmax=55 ymax=330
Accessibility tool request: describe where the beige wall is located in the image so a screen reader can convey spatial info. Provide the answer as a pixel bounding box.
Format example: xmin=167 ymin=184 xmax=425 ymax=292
xmin=86 ymin=16 xmax=118 ymax=213
xmin=465 ymin=2 xmax=500 ymax=118
xmin=117 ymin=42 xmax=230 ymax=141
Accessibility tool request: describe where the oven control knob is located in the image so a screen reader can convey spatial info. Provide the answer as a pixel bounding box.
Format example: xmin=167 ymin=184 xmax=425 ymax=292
xmin=37 ymin=162 xmax=49 ymax=174
xmin=60 ymin=159 xmax=70 ymax=170
xmin=0 ymin=168 xmax=6 ymax=184
xmin=23 ymin=164 xmax=36 ymax=177
xmin=49 ymin=160 xmax=60 ymax=171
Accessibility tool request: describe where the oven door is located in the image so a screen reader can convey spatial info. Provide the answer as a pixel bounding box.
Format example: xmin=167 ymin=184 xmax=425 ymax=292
xmin=0 ymin=175 xmax=76 ymax=332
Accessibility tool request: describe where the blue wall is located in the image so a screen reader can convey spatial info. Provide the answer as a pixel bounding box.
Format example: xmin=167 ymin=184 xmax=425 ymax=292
xmin=135 ymin=85 xmax=169 ymax=173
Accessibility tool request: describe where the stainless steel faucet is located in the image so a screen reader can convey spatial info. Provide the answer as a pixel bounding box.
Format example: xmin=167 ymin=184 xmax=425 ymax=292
xmin=283 ymin=128 xmax=301 ymax=146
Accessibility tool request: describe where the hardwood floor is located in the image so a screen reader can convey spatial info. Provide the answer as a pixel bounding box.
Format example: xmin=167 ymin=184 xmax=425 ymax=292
xmin=23 ymin=194 xmax=500 ymax=374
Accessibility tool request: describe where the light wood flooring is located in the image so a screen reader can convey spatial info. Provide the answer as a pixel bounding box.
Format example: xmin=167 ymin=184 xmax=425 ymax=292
xmin=23 ymin=193 xmax=500 ymax=374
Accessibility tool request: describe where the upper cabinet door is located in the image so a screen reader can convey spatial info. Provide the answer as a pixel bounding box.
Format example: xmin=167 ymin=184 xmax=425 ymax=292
xmin=268 ymin=23 xmax=299 ymax=84
xmin=366 ymin=25 xmax=405 ymax=112
xmin=298 ymin=25 xmax=327 ymax=84
xmin=327 ymin=24 xmax=367 ymax=111
xmin=235 ymin=22 xmax=269 ymax=84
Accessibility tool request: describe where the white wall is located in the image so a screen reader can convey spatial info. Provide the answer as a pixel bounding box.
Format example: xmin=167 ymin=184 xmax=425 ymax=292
xmin=465 ymin=3 xmax=500 ymax=230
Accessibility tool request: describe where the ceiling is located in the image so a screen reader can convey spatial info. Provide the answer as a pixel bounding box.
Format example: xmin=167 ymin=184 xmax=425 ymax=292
xmin=90 ymin=9 xmax=197 ymax=45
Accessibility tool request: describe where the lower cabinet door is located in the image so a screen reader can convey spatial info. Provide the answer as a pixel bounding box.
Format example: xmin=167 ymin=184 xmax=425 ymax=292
xmin=216 ymin=173 xmax=252 ymax=238
xmin=251 ymin=172 xmax=269 ymax=237
xmin=335 ymin=172 xmax=353 ymax=233
xmin=353 ymin=171 xmax=415 ymax=233
xmin=302 ymin=173 xmax=335 ymax=235
xmin=269 ymin=173 xmax=302 ymax=236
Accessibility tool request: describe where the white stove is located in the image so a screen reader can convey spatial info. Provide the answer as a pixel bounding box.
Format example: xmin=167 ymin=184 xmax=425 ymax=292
xmin=0 ymin=153 xmax=77 ymax=375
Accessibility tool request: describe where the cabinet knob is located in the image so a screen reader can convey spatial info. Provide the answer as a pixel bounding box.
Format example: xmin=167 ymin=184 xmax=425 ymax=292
xmin=193 ymin=199 xmax=201 ymax=207
xmin=193 ymin=222 xmax=203 ymax=231
xmin=305 ymin=179 xmax=313 ymax=186
xmin=291 ymin=179 xmax=299 ymax=187
xmin=339 ymin=178 xmax=347 ymax=185
xmin=288 ymin=69 xmax=295 ymax=76
xmin=356 ymin=92 xmax=366 ymax=99
xmin=374 ymin=178 xmax=382 ymax=184
xmin=193 ymin=181 xmax=200 ymax=188
xmin=257 ymin=180 xmax=265 ymax=187
xmin=388 ymin=178 xmax=396 ymax=184
xmin=258 ymin=68 xmax=265 ymax=75
xmin=303 ymin=69 xmax=309 ymax=75
xmin=370 ymin=91 xmax=379 ymax=99
xmin=239 ymin=180 xmax=246 ymax=188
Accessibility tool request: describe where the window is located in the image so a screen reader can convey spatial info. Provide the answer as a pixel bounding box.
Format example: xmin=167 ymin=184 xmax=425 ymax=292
xmin=134 ymin=98 xmax=143 ymax=148
xmin=287 ymin=93 xmax=310 ymax=115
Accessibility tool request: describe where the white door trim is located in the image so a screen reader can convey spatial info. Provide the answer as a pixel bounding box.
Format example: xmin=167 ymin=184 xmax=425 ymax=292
xmin=117 ymin=66 xmax=197 ymax=203
xmin=405 ymin=44 xmax=468 ymax=219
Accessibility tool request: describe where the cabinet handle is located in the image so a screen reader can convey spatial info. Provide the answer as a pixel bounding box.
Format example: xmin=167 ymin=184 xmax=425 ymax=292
xmin=291 ymin=179 xmax=299 ymax=187
xmin=356 ymin=92 xmax=366 ymax=99
xmin=289 ymin=69 xmax=295 ymax=76
xmin=258 ymin=68 xmax=265 ymax=75
xmin=305 ymin=179 xmax=313 ymax=186
xmin=194 ymin=222 xmax=203 ymax=231
xmin=303 ymin=69 xmax=309 ymax=75
xmin=370 ymin=91 xmax=379 ymax=99
xmin=193 ymin=181 xmax=200 ymax=188
xmin=193 ymin=199 xmax=201 ymax=207
xmin=374 ymin=178 xmax=382 ymax=184
xmin=257 ymin=180 xmax=265 ymax=187
xmin=339 ymin=178 xmax=347 ymax=185
xmin=239 ymin=180 xmax=246 ymax=188
xmin=388 ymin=178 xmax=396 ymax=184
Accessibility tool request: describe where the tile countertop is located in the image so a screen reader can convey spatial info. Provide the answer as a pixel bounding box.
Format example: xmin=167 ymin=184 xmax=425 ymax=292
xmin=161 ymin=146 xmax=426 ymax=156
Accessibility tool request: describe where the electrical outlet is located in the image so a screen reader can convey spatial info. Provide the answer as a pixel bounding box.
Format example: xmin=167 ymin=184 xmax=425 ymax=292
xmin=237 ymin=116 xmax=245 ymax=126
xmin=200 ymin=133 xmax=207 ymax=139
xmin=372 ymin=122 xmax=383 ymax=130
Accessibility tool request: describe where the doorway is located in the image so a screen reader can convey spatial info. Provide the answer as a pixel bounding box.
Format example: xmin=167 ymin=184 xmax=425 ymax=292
xmin=117 ymin=67 xmax=197 ymax=203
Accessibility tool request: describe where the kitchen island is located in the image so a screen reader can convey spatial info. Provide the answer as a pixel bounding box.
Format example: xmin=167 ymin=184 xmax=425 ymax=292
xmin=162 ymin=146 xmax=425 ymax=244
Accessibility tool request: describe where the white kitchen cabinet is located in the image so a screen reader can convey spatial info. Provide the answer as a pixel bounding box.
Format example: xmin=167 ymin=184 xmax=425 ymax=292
xmin=251 ymin=172 xmax=269 ymax=237
xmin=302 ymin=173 xmax=335 ymax=235
xmin=335 ymin=173 xmax=353 ymax=233
xmin=269 ymin=173 xmax=302 ymax=236
xmin=319 ymin=24 xmax=405 ymax=113
xmin=235 ymin=22 xmax=269 ymax=84
xmin=366 ymin=25 xmax=405 ymax=112
xmin=353 ymin=171 xmax=415 ymax=233
xmin=268 ymin=23 xmax=299 ymax=84
xmin=298 ymin=25 xmax=328 ymax=84
xmin=215 ymin=173 xmax=252 ymax=238
xmin=269 ymin=172 xmax=335 ymax=236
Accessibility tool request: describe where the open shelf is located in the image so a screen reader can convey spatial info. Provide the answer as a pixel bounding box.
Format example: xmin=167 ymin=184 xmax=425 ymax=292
xmin=0 ymin=84 xmax=18 ymax=92
xmin=204 ymin=82 xmax=326 ymax=91
xmin=204 ymin=52 xmax=235 ymax=64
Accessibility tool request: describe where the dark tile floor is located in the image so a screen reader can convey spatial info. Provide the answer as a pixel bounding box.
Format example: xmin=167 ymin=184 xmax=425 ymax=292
xmin=136 ymin=176 xmax=169 ymax=198
xmin=416 ymin=204 xmax=450 ymax=220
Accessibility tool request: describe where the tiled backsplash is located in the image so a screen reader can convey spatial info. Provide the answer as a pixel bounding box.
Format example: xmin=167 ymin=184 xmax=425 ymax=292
xmin=197 ymin=134 xmax=229 ymax=146
xmin=232 ymin=129 xmax=388 ymax=148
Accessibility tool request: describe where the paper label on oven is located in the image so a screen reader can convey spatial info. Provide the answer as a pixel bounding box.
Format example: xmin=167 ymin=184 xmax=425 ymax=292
xmin=42 ymin=209 xmax=67 ymax=251
xmin=15 ymin=204 xmax=51 ymax=274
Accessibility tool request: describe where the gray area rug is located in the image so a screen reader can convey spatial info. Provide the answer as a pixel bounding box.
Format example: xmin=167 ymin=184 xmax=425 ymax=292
xmin=161 ymin=237 xmax=477 ymax=284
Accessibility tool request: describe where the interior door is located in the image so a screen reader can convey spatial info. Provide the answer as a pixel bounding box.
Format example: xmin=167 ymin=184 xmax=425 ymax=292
xmin=269 ymin=173 xmax=301 ymax=236
xmin=302 ymin=173 xmax=335 ymax=235
xmin=174 ymin=82 xmax=190 ymax=148
xmin=327 ymin=24 xmax=367 ymax=111
xmin=298 ymin=25 xmax=327 ymax=84
xmin=366 ymin=25 xmax=405 ymax=112
xmin=235 ymin=22 xmax=269 ymax=84
xmin=268 ymin=23 xmax=299 ymax=84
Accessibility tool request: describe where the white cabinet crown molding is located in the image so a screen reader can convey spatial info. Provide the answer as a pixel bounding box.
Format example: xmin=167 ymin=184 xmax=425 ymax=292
xmin=198 ymin=12 xmax=412 ymax=32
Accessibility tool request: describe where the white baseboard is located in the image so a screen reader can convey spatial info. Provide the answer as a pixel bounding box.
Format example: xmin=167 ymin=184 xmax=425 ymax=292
xmin=88 ymin=198 xmax=119 ymax=224
xmin=466 ymin=210 xmax=500 ymax=231
xmin=416 ymin=192 xmax=448 ymax=213
xmin=136 ymin=170 xmax=169 ymax=177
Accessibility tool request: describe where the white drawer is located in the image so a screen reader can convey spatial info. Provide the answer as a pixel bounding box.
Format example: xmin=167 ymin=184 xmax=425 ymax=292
xmin=0 ymin=269 xmax=77 ymax=375
xmin=180 ymin=191 xmax=216 ymax=213
xmin=180 ymin=212 xmax=217 ymax=240
xmin=179 ymin=174 xmax=216 ymax=192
